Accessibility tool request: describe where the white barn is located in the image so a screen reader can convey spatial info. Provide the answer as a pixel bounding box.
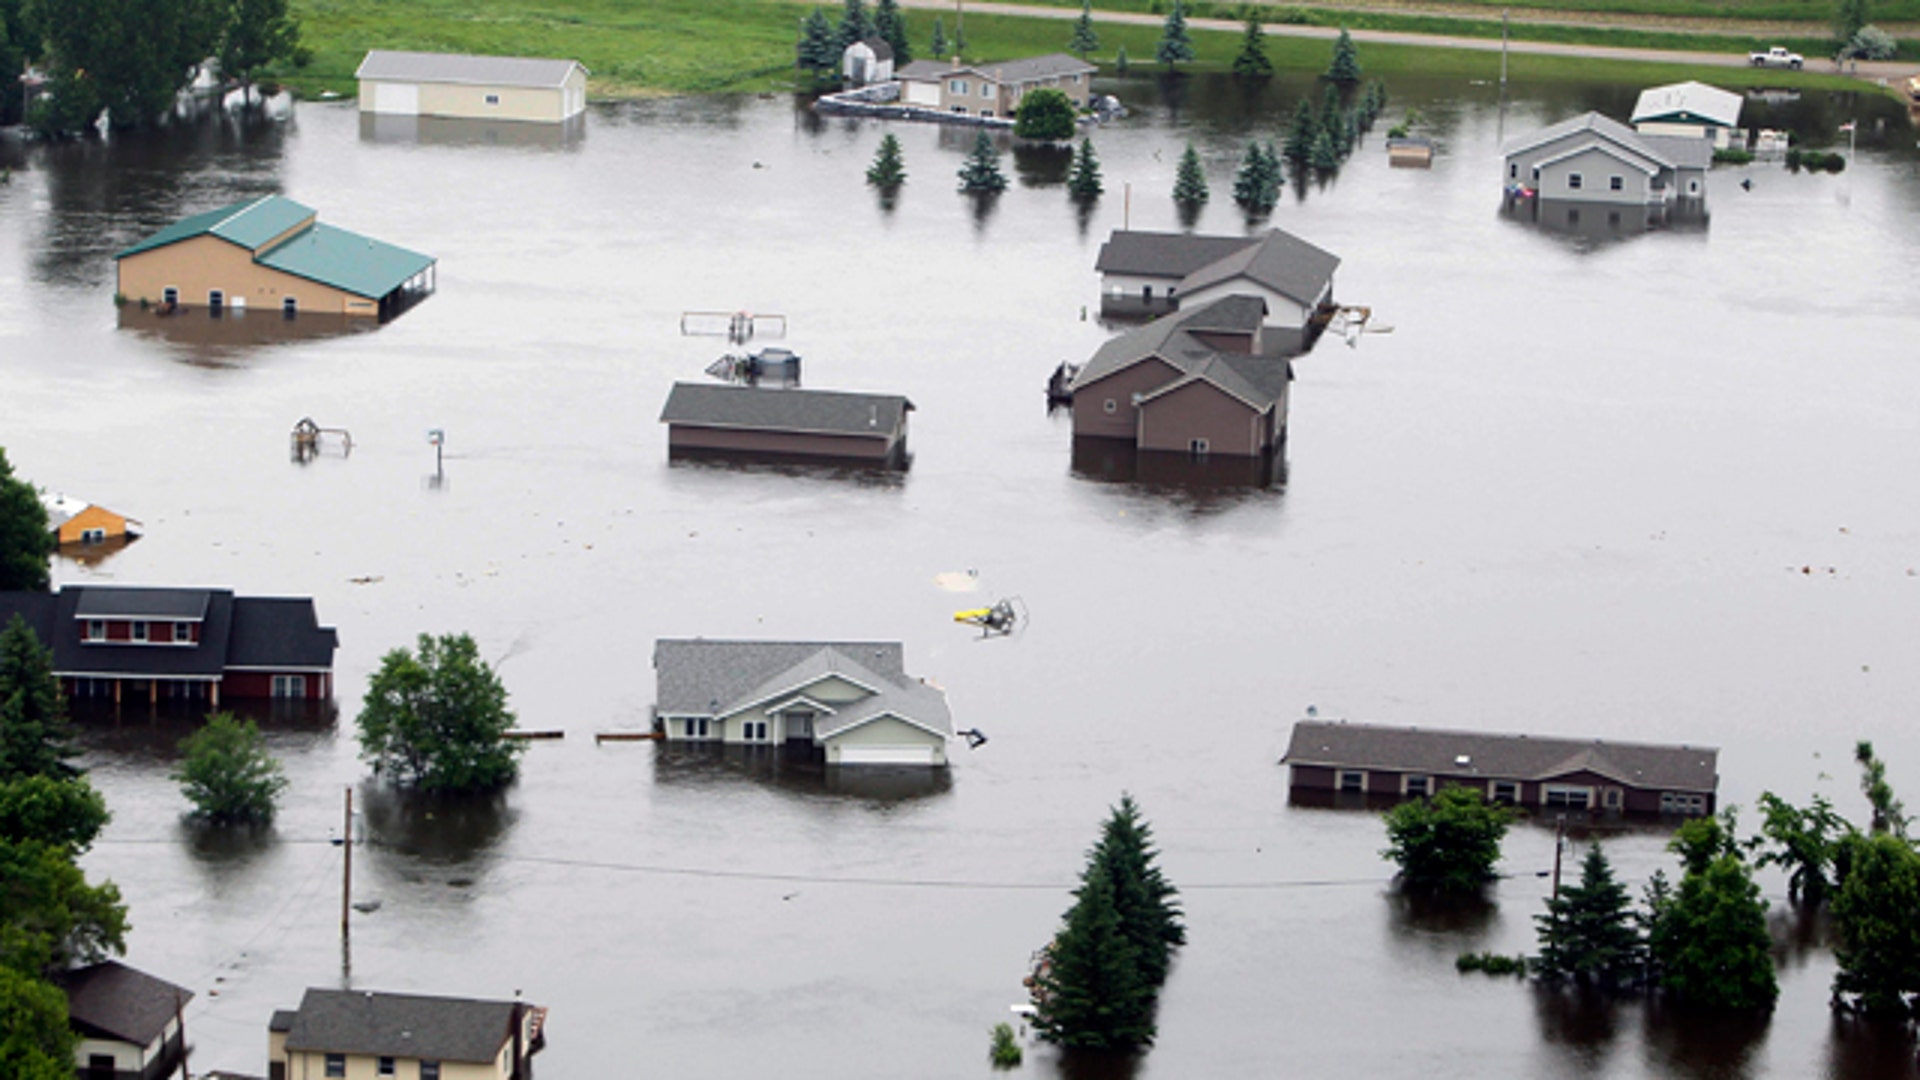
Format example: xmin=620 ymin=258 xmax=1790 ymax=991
xmin=1631 ymin=80 xmax=1744 ymax=149
xmin=842 ymin=38 xmax=895 ymax=86
xmin=356 ymin=50 xmax=589 ymax=123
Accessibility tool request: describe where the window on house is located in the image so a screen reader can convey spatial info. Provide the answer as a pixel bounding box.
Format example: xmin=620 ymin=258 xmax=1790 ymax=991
xmin=1567 ymin=173 xmax=1583 ymax=190
xmin=1491 ymin=781 xmax=1519 ymax=804
xmin=81 ymin=528 xmax=106 ymax=543
xmin=283 ymin=296 xmax=298 ymax=317
xmin=86 ymin=620 xmax=105 ymax=642
xmin=1660 ymin=792 xmax=1707 ymax=815
xmin=485 ymin=94 xmax=500 ymax=105
xmin=378 ymin=1057 xmax=396 ymax=1077
xmin=420 ymin=1063 xmax=441 ymax=1080
xmin=131 ymin=621 xmax=149 ymax=643
xmin=1544 ymin=785 xmax=1591 ymax=809
xmin=324 ymin=1055 xmax=346 ymax=1079
xmin=1508 ymin=163 xmax=1517 ymax=179
xmin=686 ymin=717 xmax=710 ymax=739
xmin=173 ymin=622 xmax=192 ymax=643
xmin=1404 ymin=775 xmax=1431 ymax=797
xmin=1337 ymin=770 xmax=1365 ymax=793
xmin=1603 ymin=788 xmax=1623 ymax=809
xmin=162 ymin=287 xmax=179 ymax=306
xmin=1609 ymin=175 xmax=1624 ymax=191
xmin=1189 ymin=438 xmax=1210 ymax=456
xmin=981 ymin=84 xmax=993 ymax=98
xmin=1103 ymin=399 xmax=1117 ymax=414
xmin=271 ymin=675 xmax=306 ymax=699
xmin=949 ymin=79 xmax=968 ymax=94
xmin=208 ymin=289 xmax=225 ymax=309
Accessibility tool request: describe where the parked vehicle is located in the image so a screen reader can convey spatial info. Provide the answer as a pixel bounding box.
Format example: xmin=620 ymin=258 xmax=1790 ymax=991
xmin=1749 ymin=46 xmax=1804 ymax=69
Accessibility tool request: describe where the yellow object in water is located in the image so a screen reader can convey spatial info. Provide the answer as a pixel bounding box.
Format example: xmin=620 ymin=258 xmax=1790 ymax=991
xmin=954 ymin=608 xmax=993 ymax=623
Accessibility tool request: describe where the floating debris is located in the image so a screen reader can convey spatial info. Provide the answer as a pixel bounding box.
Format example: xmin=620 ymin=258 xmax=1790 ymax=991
xmin=934 ymin=570 xmax=981 ymax=593
xmin=955 ymin=597 xmax=1026 ymax=638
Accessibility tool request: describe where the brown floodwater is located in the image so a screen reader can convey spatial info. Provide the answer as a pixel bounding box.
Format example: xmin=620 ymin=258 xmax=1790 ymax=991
xmin=3 ymin=71 xmax=1920 ymax=1078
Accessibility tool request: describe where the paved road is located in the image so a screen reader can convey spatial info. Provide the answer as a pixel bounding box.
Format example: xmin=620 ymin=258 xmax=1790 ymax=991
xmin=898 ymin=0 xmax=1919 ymax=84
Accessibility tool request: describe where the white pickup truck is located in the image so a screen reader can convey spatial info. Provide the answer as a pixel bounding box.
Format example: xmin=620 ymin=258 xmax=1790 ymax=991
xmin=1749 ymin=45 xmax=1805 ymax=69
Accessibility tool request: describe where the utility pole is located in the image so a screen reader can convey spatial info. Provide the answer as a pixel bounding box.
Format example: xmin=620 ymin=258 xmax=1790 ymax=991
xmin=1500 ymin=10 xmax=1509 ymax=89
xmin=1123 ymin=181 xmax=1131 ymax=230
xmin=341 ymin=786 xmax=353 ymax=944
xmin=1550 ymin=815 xmax=1565 ymax=899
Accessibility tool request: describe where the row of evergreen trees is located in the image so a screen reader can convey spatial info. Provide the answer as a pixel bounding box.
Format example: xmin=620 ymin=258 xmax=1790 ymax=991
xmin=1031 ymin=795 xmax=1184 ymax=1051
xmin=797 ymin=0 xmax=918 ymax=81
xmin=870 ymin=131 xmax=1103 ymax=204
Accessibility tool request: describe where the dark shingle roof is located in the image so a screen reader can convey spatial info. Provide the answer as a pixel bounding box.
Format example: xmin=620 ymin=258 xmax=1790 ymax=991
xmin=57 ymin=588 xmax=235 ymax=679
xmin=283 ymin=989 xmax=520 ymax=1064
xmin=52 ymin=962 xmax=192 ymax=1046
xmin=355 ymin=50 xmax=586 ymax=89
xmin=1138 ymin=351 xmax=1291 ymax=412
xmin=659 ymin=384 xmax=912 ymax=439
xmin=856 ymin=37 xmax=894 ymax=62
xmin=654 ymin=640 xmax=906 ymax=715
xmin=1501 ymin=111 xmax=1674 ymax=169
xmin=1069 ymin=295 xmax=1270 ymax=393
xmin=1176 ymin=228 xmax=1341 ymax=308
xmin=1282 ymin=720 xmax=1719 ymax=793
xmin=74 ymin=587 xmax=213 ymax=621
xmin=227 ymin=598 xmax=338 ymax=669
xmin=1095 ymin=231 xmax=1262 ymax=280
xmin=982 ymin=53 xmax=1098 ymax=83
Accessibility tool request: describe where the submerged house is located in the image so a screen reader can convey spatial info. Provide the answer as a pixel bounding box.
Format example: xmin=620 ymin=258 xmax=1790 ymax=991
xmin=1631 ymin=80 xmax=1743 ymax=149
xmin=1093 ymin=227 xmax=1340 ymax=336
xmin=40 ymin=492 xmax=140 ymax=546
xmin=1282 ymin=720 xmax=1719 ymax=815
xmin=1067 ymin=295 xmax=1291 ymax=458
xmin=1502 ymin=111 xmax=1713 ymax=204
xmin=653 ymin=639 xmax=953 ymax=766
xmin=0 ymin=585 xmax=337 ymax=705
xmin=270 ymin=988 xmax=546 ymax=1080
xmin=356 ymin=50 xmax=589 ymax=123
xmin=115 ymin=195 xmax=436 ymax=319
xmin=659 ymin=382 xmax=914 ymax=465
xmin=52 ymin=961 xmax=192 ymax=1080
xmin=894 ymin=53 xmax=1097 ymax=118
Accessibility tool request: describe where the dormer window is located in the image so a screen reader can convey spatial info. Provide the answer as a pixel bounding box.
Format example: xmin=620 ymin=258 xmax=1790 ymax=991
xmin=86 ymin=620 xmax=105 ymax=642
xmin=131 ymin=621 xmax=149 ymax=643
xmin=173 ymin=622 xmax=193 ymax=644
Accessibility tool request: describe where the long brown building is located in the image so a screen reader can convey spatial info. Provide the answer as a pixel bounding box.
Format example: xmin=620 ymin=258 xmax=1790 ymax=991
xmin=1282 ymin=720 xmax=1718 ymax=816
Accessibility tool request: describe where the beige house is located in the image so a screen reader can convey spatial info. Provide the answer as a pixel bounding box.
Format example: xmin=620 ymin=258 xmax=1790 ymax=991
xmin=52 ymin=962 xmax=192 ymax=1080
xmin=269 ymin=988 xmax=546 ymax=1080
xmin=115 ymin=195 xmax=436 ymax=319
xmin=895 ymin=53 xmax=1097 ymax=119
xmin=357 ymin=50 xmax=589 ymax=123
xmin=654 ymin=639 xmax=954 ymax=766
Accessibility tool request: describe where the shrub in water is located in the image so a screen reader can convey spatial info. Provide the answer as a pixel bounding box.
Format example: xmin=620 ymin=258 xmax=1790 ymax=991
xmin=990 ymin=1022 xmax=1023 ymax=1067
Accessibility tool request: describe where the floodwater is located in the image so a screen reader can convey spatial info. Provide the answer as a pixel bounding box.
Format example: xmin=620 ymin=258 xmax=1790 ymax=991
xmin=4 ymin=69 xmax=1920 ymax=1078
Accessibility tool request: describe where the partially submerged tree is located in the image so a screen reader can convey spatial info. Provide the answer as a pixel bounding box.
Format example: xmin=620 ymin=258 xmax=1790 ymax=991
xmin=1231 ymin=140 xmax=1280 ymax=214
xmin=217 ymin=0 xmax=302 ymax=98
xmin=1066 ymin=137 xmax=1104 ymax=200
xmin=0 ymin=449 xmax=51 ymax=592
xmin=1856 ymin=740 xmax=1906 ymax=836
xmin=173 ymin=712 xmax=288 ymax=825
xmin=957 ymin=131 xmax=1009 ymax=194
xmin=0 ymin=615 xmax=75 ymax=784
xmin=1014 ymin=87 xmax=1077 ymax=142
xmin=1155 ymin=0 xmax=1195 ymax=69
xmin=1381 ymin=785 xmax=1513 ymax=893
xmin=1068 ymin=0 xmax=1099 ymax=58
xmin=1090 ymin=794 xmax=1184 ymax=988
xmin=1324 ymin=27 xmax=1362 ymax=83
xmin=1534 ymin=844 xmax=1645 ymax=989
xmin=1752 ymin=791 xmax=1848 ymax=906
xmin=1830 ymin=831 xmax=1920 ymax=1017
xmin=1231 ymin=9 xmax=1272 ymax=79
xmin=1171 ymin=143 xmax=1208 ymax=208
xmin=1283 ymin=97 xmax=1317 ymax=160
xmin=358 ymin=633 xmax=523 ymax=794
xmin=867 ymin=132 xmax=907 ymax=189
xmin=1646 ymin=854 xmax=1776 ymax=1011
xmin=29 ymin=0 xmax=223 ymax=133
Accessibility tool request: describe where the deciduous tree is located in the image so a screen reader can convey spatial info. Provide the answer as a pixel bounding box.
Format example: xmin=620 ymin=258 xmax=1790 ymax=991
xmin=0 ymin=449 xmax=50 ymax=592
xmin=1646 ymin=854 xmax=1776 ymax=1011
xmin=0 ymin=615 xmax=75 ymax=784
xmin=358 ymin=633 xmax=522 ymax=794
xmin=1014 ymin=87 xmax=1076 ymax=141
xmin=0 ymin=967 xmax=75 ymax=1080
xmin=1830 ymin=831 xmax=1920 ymax=1017
xmin=0 ymin=775 xmax=107 ymax=855
xmin=1834 ymin=0 xmax=1871 ymax=47
xmin=1752 ymin=791 xmax=1848 ymax=906
xmin=0 ymin=837 xmax=127 ymax=976
xmin=173 ymin=712 xmax=287 ymax=825
xmin=216 ymin=0 xmax=301 ymax=96
xmin=28 ymin=0 xmax=222 ymax=131
xmin=1381 ymin=785 xmax=1513 ymax=892
xmin=1534 ymin=844 xmax=1645 ymax=989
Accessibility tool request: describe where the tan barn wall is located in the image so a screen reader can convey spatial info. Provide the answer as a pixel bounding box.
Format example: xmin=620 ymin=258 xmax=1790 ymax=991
xmin=117 ymin=236 xmax=367 ymax=316
xmin=1136 ymin=380 xmax=1264 ymax=457
xmin=416 ymin=81 xmax=567 ymax=123
xmin=1070 ymin=358 xmax=1181 ymax=441
xmin=56 ymin=505 xmax=132 ymax=545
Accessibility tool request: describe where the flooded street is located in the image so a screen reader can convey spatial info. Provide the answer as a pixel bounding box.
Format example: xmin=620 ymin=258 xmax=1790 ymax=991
xmin=4 ymin=71 xmax=1920 ymax=1078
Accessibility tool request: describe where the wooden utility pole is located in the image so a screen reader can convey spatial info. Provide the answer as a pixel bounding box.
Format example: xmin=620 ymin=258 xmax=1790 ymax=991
xmin=1550 ymin=815 xmax=1565 ymax=899
xmin=341 ymin=787 xmax=353 ymax=944
xmin=1500 ymin=10 xmax=1509 ymax=89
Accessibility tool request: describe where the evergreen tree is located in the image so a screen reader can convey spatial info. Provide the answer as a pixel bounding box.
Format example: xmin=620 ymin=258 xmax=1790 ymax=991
xmin=1339 ymin=109 xmax=1358 ymax=158
xmin=1171 ymin=143 xmax=1208 ymax=208
xmin=929 ymin=15 xmax=948 ymax=59
xmin=1231 ymin=9 xmax=1272 ymax=78
xmin=0 ymin=615 xmax=76 ymax=784
xmin=874 ymin=0 xmax=912 ymax=64
xmin=1155 ymin=0 xmax=1195 ymax=68
xmin=1032 ymin=871 xmax=1158 ymax=1050
xmin=1319 ymin=83 xmax=1343 ymax=140
xmin=866 ymin=132 xmax=907 ymax=189
xmin=1309 ymin=127 xmax=1339 ymax=171
xmin=836 ymin=0 xmax=876 ymax=52
xmin=1089 ymin=794 xmax=1185 ymax=988
xmin=1069 ymin=0 xmax=1099 ymax=57
xmin=1830 ymin=831 xmax=1920 ymax=1017
xmin=1284 ymin=97 xmax=1317 ymax=159
xmin=1232 ymin=139 xmax=1279 ymax=213
xmin=0 ymin=448 xmax=50 ymax=592
xmin=1534 ymin=844 xmax=1645 ymax=989
xmin=1835 ymin=0 xmax=1871 ymax=46
xmin=797 ymin=9 xmax=840 ymax=79
xmin=957 ymin=131 xmax=1008 ymax=194
xmin=1325 ymin=27 xmax=1362 ymax=83
xmin=1115 ymin=44 xmax=1129 ymax=75
xmin=1067 ymin=137 xmax=1104 ymax=200
xmin=173 ymin=712 xmax=288 ymax=825
xmin=953 ymin=19 xmax=968 ymax=57
xmin=1648 ymin=854 xmax=1776 ymax=1011
xmin=1381 ymin=786 xmax=1513 ymax=892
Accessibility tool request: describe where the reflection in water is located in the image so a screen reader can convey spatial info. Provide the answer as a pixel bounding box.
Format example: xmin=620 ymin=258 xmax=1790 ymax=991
xmin=71 ymin=699 xmax=336 ymax=765
xmin=1642 ymin=1000 xmax=1770 ymax=1080
xmin=1827 ymin=1015 xmax=1920 ymax=1080
xmin=1775 ymin=904 xmax=1830 ymax=969
xmin=1014 ymin=143 xmax=1073 ymax=189
xmin=1533 ymin=987 xmax=1622 ymax=1070
xmin=1070 ymin=436 xmax=1285 ymax=511
xmin=1385 ymin=887 xmax=1498 ymax=939
xmin=1500 ymin=196 xmax=1709 ymax=252
xmin=181 ymin=817 xmax=277 ymax=864
xmin=116 ymin=304 xmax=382 ymax=366
xmin=359 ymin=784 xmax=518 ymax=866
xmin=55 ymin=533 xmax=140 ymax=568
xmin=358 ymin=112 xmax=586 ymax=150
xmin=650 ymin=744 xmax=953 ymax=805
xmin=667 ymin=447 xmax=909 ymax=486
xmin=1048 ymin=1046 xmax=1144 ymax=1080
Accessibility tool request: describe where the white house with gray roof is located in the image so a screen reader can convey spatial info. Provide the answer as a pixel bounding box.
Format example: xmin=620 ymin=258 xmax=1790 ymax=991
xmin=1094 ymin=228 xmax=1339 ymax=333
xmin=895 ymin=53 xmax=1097 ymax=118
xmin=270 ymin=987 xmax=545 ymax=1080
xmin=1631 ymin=81 xmax=1744 ymax=149
xmin=1503 ymin=111 xmax=1712 ymax=204
xmin=654 ymin=640 xmax=953 ymax=766
xmin=356 ymin=50 xmax=588 ymax=123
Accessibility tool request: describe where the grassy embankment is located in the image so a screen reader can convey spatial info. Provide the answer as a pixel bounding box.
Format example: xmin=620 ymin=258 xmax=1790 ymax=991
xmin=273 ymin=0 xmax=1879 ymax=99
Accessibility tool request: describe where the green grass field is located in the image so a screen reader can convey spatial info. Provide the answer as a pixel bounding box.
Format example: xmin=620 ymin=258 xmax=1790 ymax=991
xmin=1083 ymin=0 xmax=1920 ymax=30
xmin=271 ymin=0 xmax=1881 ymax=99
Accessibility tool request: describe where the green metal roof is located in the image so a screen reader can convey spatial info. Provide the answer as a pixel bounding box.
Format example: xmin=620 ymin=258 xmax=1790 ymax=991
xmin=115 ymin=195 xmax=316 ymax=259
xmin=254 ymin=222 xmax=436 ymax=299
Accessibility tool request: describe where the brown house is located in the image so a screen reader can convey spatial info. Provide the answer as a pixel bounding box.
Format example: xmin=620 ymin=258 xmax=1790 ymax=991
xmin=1282 ymin=720 xmax=1719 ymax=816
xmin=660 ymin=383 xmax=914 ymax=465
xmin=115 ymin=195 xmax=435 ymax=319
xmin=52 ymin=962 xmax=193 ymax=1080
xmin=1067 ymin=295 xmax=1290 ymax=458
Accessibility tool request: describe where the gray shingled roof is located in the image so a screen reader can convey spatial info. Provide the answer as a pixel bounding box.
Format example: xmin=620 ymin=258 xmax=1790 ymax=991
xmin=1501 ymin=111 xmax=1674 ymax=168
xmin=1068 ymin=295 xmax=1284 ymax=407
xmin=659 ymin=384 xmax=913 ymax=439
xmin=1282 ymin=721 xmax=1719 ymax=793
xmin=283 ymin=989 xmax=520 ymax=1064
xmin=227 ymin=598 xmax=339 ymax=669
xmin=355 ymin=50 xmax=586 ymax=89
xmin=653 ymin=639 xmax=952 ymax=739
xmin=979 ymin=53 xmax=1098 ymax=84
xmin=1638 ymin=133 xmax=1714 ymax=170
xmin=855 ymin=37 xmax=894 ymax=62
xmin=53 ymin=962 xmax=192 ymax=1047
xmin=1095 ymin=231 xmax=1261 ymax=279
xmin=895 ymin=59 xmax=956 ymax=81
xmin=74 ymin=587 xmax=212 ymax=621
xmin=1176 ymin=228 xmax=1341 ymax=308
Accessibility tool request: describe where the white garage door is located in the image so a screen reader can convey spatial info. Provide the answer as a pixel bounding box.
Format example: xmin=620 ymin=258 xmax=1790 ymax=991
xmin=903 ymin=81 xmax=940 ymax=107
xmin=837 ymin=746 xmax=936 ymax=766
xmin=372 ymin=82 xmax=419 ymax=116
